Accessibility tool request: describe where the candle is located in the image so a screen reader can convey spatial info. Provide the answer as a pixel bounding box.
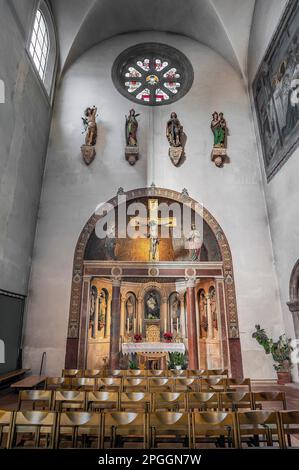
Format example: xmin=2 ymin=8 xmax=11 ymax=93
xmin=127 ymin=317 xmax=130 ymax=334
xmin=133 ymin=318 xmax=136 ymax=334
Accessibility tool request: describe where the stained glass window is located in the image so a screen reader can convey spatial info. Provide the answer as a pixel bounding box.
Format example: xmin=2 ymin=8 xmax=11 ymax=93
xmin=29 ymin=9 xmax=49 ymax=82
xmin=112 ymin=43 xmax=194 ymax=106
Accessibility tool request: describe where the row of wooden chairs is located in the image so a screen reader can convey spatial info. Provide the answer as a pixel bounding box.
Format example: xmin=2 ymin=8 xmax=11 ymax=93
xmin=62 ymin=368 xmax=229 ymax=378
xmin=17 ymin=389 xmax=286 ymax=413
xmin=1 ymin=409 xmax=298 ymax=449
xmin=45 ymin=376 xmax=251 ymax=392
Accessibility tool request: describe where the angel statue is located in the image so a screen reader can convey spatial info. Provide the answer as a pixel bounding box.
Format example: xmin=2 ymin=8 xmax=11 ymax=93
xmin=125 ymin=109 xmax=140 ymax=146
xmin=82 ymin=106 xmax=98 ymax=146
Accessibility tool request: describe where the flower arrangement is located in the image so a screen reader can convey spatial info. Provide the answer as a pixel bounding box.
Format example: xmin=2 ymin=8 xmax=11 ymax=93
xmin=163 ymin=332 xmax=173 ymax=342
xmin=133 ymin=334 xmax=143 ymax=343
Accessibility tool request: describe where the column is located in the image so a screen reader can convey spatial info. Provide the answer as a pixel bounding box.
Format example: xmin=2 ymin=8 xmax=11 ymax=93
xmin=186 ymin=278 xmax=199 ymax=369
xmin=120 ymin=294 xmax=126 ymax=341
xmin=287 ymin=301 xmax=299 ymax=374
xmin=137 ymin=297 xmax=143 ymax=335
xmin=77 ymin=276 xmax=91 ymax=369
xmin=215 ymin=277 xmax=229 ymax=371
xmin=179 ymin=294 xmax=186 ymax=340
xmin=94 ymin=293 xmax=99 ymax=339
xmin=206 ymin=294 xmax=214 ymax=339
xmin=161 ymin=297 xmax=168 ymax=335
xmin=109 ymin=278 xmax=121 ymax=369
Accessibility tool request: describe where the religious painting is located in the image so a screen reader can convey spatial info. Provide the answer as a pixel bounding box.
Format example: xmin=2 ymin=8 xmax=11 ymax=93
xmin=144 ymin=290 xmax=160 ymax=319
xmin=253 ymin=1 xmax=299 ymax=181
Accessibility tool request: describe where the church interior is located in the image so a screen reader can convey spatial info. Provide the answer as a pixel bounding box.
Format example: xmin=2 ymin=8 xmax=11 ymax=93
xmin=0 ymin=0 xmax=299 ymax=455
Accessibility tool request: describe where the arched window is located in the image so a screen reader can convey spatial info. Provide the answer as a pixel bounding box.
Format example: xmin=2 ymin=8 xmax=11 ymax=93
xmin=28 ymin=1 xmax=57 ymax=97
xmin=29 ymin=9 xmax=49 ymax=82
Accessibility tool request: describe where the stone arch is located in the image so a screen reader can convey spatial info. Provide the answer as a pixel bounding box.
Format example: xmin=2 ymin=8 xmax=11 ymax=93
xmin=65 ymin=186 xmax=241 ymax=375
xmin=287 ymin=259 xmax=299 ymax=348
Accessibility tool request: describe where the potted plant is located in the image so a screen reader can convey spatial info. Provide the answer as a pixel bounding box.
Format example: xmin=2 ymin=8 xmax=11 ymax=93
xmin=252 ymin=325 xmax=294 ymax=384
xmin=163 ymin=332 xmax=173 ymax=343
xmin=133 ymin=333 xmax=143 ymax=343
xmin=168 ymin=352 xmax=187 ymax=370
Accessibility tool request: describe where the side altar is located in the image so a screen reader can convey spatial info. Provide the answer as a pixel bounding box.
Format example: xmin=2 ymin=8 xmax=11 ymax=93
xmin=122 ymin=342 xmax=186 ymax=369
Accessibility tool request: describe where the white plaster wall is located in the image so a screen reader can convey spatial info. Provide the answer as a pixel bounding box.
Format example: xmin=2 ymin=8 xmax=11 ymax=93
xmin=248 ymin=0 xmax=299 ymax=381
xmin=24 ymin=32 xmax=284 ymax=378
xmin=0 ymin=0 xmax=52 ymax=294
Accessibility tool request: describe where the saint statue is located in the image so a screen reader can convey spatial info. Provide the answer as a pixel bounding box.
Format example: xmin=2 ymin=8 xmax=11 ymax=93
xmin=82 ymin=106 xmax=98 ymax=146
xmin=125 ymin=109 xmax=140 ymax=146
xmin=186 ymin=224 xmax=202 ymax=261
xmin=211 ymin=111 xmax=226 ymax=148
xmin=166 ymin=112 xmax=183 ymax=147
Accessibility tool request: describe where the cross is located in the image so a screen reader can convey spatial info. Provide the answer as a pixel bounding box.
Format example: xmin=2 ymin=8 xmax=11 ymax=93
xmin=129 ymin=199 xmax=177 ymax=261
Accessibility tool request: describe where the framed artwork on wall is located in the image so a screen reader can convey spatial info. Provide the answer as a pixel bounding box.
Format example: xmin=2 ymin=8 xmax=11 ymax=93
xmin=253 ymin=0 xmax=299 ymax=181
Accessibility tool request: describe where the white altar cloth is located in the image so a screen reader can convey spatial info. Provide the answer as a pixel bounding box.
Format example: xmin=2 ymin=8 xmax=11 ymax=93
xmin=122 ymin=342 xmax=185 ymax=355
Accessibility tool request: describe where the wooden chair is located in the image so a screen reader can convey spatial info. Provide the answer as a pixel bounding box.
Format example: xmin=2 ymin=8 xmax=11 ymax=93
xmin=187 ymin=392 xmax=220 ymax=411
xmin=86 ymin=392 xmax=119 ymax=412
xmin=62 ymin=369 xmax=82 ymax=378
xmin=153 ymin=392 xmax=187 ymax=412
xmin=55 ymin=411 xmax=101 ymax=448
xmin=147 ymin=370 xmax=166 ymax=377
xmin=45 ymin=377 xmax=71 ymax=390
xmin=103 ymin=370 xmax=125 ymax=378
xmin=120 ymin=392 xmax=152 ymax=412
xmin=53 ymin=391 xmax=85 ymax=411
xmin=149 ymin=378 xmax=174 ymax=392
xmin=0 ymin=410 xmax=13 ymax=449
xmin=219 ymin=392 xmax=253 ymax=411
xmin=8 ymin=411 xmax=57 ymax=448
xmin=173 ymin=378 xmax=199 ymax=392
xmin=18 ymin=390 xmax=53 ymax=411
xmin=83 ymin=369 xmax=103 ymax=379
xmin=98 ymin=378 xmax=122 ymax=392
xmin=122 ymin=378 xmax=148 ymax=392
xmin=235 ymin=410 xmax=281 ymax=448
xmin=187 ymin=369 xmax=206 ymax=377
xmin=149 ymin=411 xmax=191 ymax=448
xmin=227 ymin=378 xmax=251 ymax=392
xmin=278 ymin=410 xmax=299 ymax=448
xmin=252 ymin=392 xmax=287 ymax=410
xmin=192 ymin=411 xmax=236 ymax=448
xmin=168 ymin=369 xmax=187 ymax=377
xmin=200 ymin=377 xmax=227 ymax=392
xmin=71 ymin=378 xmax=96 ymax=391
xmin=208 ymin=369 xmax=228 ymax=377
xmin=126 ymin=370 xmax=147 ymax=377
xmin=101 ymin=412 xmax=147 ymax=448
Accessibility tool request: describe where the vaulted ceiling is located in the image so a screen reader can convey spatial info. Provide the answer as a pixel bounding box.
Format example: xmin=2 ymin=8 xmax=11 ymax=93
xmin=50 ymin=0 xmax=256 ymax=80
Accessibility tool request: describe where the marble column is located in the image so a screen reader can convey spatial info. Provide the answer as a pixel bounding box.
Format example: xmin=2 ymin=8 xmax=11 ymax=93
xmin=137 ymin=297 xmax=143 ymax=335
xmin=186 ymin=278 xmax=199 ymax=369
xmin=120 ymin=294 xmax=126 ymax=341
xmin=161 ymin=297 xmax=168 ymax=335
xmin=77 ymin=276 xmax=91 ymax=369
xmin=206 ymin=294 xmax=214 ymax=339
xmin=94 ymin=293 xmax=99 ymax=339
xmin=179 ymin=294 xmax=186 ymax=340
xmin=109 ymin=278 xmax=121 ymax=369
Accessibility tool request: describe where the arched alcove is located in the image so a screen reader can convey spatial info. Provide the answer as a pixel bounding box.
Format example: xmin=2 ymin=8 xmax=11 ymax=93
xmin=65 ymin=187 xmax=242 ymax=376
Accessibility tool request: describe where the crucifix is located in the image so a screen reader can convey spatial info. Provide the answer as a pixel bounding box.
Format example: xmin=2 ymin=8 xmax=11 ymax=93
xmin=129 ymin=199 xmax=177 ymax=261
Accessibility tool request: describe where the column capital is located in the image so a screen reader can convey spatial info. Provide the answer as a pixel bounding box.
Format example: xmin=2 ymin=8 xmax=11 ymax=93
xmin=112 ymin=277 xmax=121 ymax=287
xmin=186 ymin=277 xmax=196 ymax=289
